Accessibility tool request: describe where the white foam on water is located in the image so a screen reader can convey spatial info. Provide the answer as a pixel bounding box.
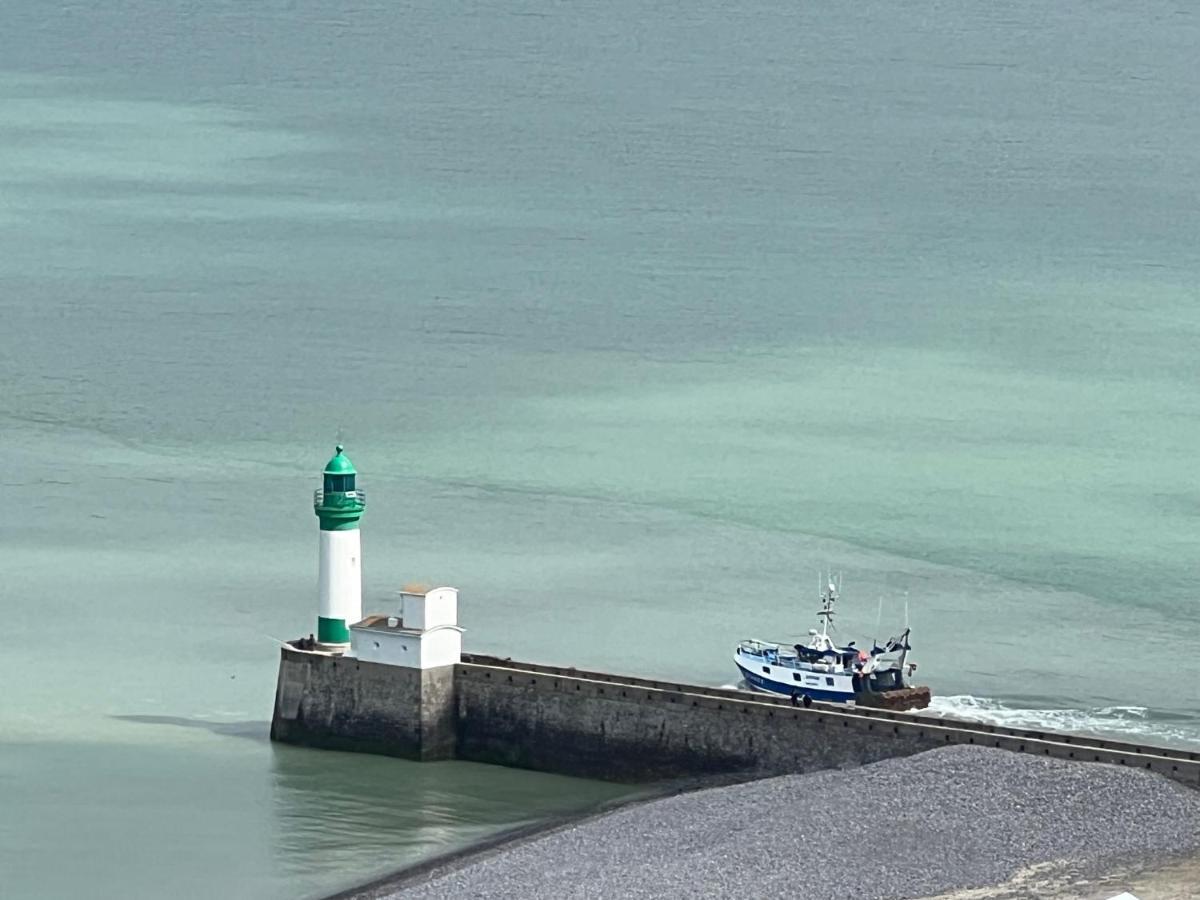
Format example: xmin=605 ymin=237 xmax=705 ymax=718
xmin=927 ymin=695 xmax=1200 ymax=750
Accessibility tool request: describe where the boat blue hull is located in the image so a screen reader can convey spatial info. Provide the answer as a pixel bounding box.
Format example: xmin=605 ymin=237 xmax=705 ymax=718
xmin=734 ymin=663 xmax=856 ymax=703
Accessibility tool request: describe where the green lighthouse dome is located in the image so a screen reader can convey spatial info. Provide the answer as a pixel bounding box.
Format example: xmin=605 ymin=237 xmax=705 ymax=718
xmin=324 ymin=444 xmax=357 ymax=476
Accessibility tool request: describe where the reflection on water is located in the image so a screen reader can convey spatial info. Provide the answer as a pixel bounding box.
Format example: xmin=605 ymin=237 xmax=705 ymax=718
xmin=0 ymin=726 xmax=632 ymax=900
xmin=268 ymin=744 xmax=634 ymax=895
xmin=105 ymin=715 xmax=637 ymax=896
xmin=113 ymin=715 xmax=271 ymax=741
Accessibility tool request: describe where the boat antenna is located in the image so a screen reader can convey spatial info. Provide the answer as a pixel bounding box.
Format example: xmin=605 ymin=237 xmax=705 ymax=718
xmin=874 ymin=595 xmax=883 ymax=646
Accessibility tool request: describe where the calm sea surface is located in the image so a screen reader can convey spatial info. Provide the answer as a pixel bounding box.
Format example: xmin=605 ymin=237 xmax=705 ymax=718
xmin=3 ymin=2 xmax=1200 ymax=897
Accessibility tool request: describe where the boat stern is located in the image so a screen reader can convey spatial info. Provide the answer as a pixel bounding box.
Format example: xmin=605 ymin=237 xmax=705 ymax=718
xmin=855 ymin=684 xmax=932 ymax=711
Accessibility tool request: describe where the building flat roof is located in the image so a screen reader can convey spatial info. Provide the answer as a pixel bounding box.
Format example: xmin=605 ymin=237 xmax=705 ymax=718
xmin=352 ymin=614 xmax=419 ymax=634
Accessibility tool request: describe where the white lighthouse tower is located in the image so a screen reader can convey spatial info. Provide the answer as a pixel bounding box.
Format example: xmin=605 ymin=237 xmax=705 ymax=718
xmin=313 ymin=444 xmax=366 ymax=647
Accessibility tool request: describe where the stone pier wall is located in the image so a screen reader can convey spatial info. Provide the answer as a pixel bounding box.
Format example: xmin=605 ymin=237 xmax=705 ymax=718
xmin=269 ymin=648 xmax=1200 ymax=787
xmin=270 ymin=646 xmax=456 ymax=760
xmin=453 ymin=663 xmax=936 ymax=781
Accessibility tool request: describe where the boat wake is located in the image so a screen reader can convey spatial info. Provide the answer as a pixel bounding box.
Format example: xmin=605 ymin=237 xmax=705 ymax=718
xmin=926 ymin=695 xmax=1200 ymax=750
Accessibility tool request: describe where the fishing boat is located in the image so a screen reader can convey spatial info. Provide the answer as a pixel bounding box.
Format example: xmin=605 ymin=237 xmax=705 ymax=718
xmin=733 ymin=576 xmax=931 ymax=711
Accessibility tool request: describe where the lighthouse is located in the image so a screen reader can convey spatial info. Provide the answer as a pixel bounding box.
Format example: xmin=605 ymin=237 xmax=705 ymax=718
xmin=314 ymin=444 xmax=366 ymax=647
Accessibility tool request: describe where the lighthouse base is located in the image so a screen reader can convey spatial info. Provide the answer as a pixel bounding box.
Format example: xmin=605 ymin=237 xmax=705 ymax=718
xmin=314 ymin=641 xmax=350 ymax=654
xmin=270 ymin=644 xmax=456 ymax=761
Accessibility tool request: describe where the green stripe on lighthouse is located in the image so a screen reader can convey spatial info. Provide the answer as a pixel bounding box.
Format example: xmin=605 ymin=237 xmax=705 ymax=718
xmin=315 ymin=492 xmax=366 ymax=530
xmin=318 ymin=616 xmax=351 ymax=644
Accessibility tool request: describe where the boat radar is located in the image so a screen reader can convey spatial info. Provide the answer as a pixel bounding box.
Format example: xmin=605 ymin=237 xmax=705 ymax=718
xmin=313 ymin=444 xmax=366 ymax=647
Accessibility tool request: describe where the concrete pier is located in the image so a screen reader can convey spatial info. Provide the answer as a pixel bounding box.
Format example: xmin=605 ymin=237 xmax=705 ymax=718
xmin=270 ymin=646 xmax=1200 ymax=788
xmin=271 ymin=650 xmax=456 ymax=761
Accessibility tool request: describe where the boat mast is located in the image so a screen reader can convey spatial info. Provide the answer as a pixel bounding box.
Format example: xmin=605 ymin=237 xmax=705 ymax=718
xmin=816 ymin=572 xmax=837 ymax=639
xmin=897 ymin=600 xmax=911 ymax=674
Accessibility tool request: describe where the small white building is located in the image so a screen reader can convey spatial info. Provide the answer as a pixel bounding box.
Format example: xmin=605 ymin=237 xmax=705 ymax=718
xmin=349 ymin=585 xmax=463 ymax=669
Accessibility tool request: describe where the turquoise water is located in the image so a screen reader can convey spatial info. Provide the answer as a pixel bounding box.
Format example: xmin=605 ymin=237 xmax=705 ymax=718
xmin=3 ymin=2 xmax=1200 ymax=897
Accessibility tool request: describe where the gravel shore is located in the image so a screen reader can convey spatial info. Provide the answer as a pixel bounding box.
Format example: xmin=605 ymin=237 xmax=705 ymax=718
xmin=367 ymin=746 xmax=1200 ymax=900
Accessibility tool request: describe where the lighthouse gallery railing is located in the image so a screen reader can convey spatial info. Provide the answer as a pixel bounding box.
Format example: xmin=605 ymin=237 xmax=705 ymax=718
xmin=313 ymin=489 xmax=366 ymax=507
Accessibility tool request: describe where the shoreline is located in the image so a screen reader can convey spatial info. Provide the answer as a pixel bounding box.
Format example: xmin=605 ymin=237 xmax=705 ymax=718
xmin=324 ymin=748 xmax=1200 ymax=900
xmin=325 ymin=772 xmax=751 ymax=900
xmin=334 ymin=818 xmax=1200 ymax=900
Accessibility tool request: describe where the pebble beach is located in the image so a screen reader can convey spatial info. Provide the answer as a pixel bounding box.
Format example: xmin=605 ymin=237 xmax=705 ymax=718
xmin=350 ymin=747 xmax=1200 ymax=900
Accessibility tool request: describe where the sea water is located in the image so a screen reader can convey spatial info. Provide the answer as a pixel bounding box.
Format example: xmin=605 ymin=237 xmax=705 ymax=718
xmin=2 ymin=1 xmax=1199 ymax=897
